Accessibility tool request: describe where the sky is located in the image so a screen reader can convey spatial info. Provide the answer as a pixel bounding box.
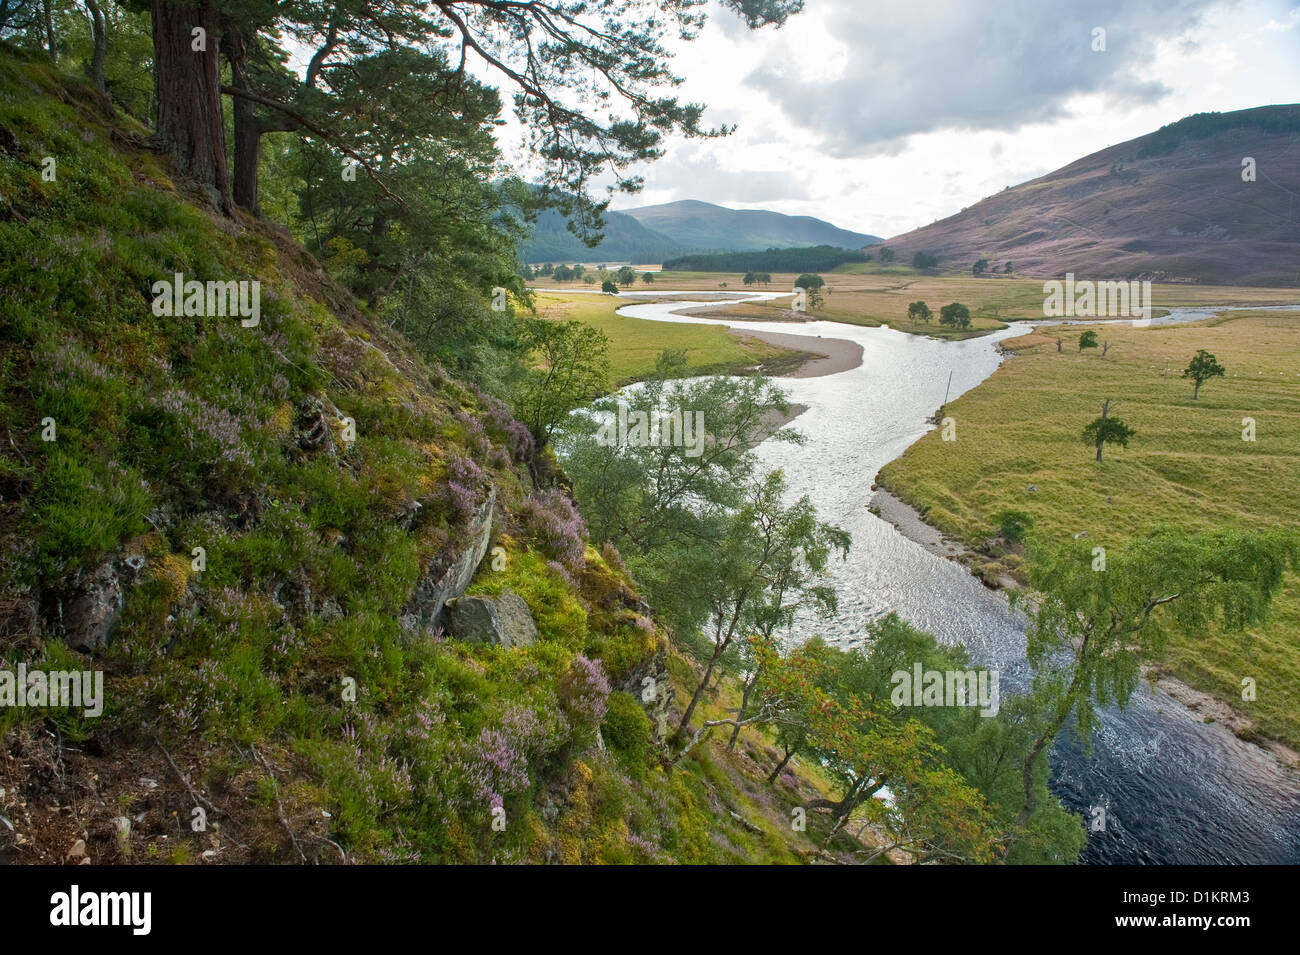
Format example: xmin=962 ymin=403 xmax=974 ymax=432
xmin=493 ymin=0 xmax=1300 ymax=239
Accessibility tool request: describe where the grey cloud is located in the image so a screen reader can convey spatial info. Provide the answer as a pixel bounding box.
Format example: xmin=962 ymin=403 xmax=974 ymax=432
xmin=746 ymin=0 xmax=1221 ymax=155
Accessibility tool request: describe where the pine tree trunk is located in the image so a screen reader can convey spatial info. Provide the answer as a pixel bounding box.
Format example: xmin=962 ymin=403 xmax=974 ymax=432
xmin=43 ymin=0 xmax=57 ymax=62
xmin=223 ymin=28 xmax=261 ymax=214
xmin=85 ymin=0 xmax=107 ymax=93
xmin=151 ymin=0 xmax=233 ymax=215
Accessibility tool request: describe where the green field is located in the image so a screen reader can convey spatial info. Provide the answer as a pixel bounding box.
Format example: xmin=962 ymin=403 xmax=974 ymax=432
xmin=531 ymin=290 xmax=810 ymax=384
xmin=879 ymin=311 xmax=1300 ymax=749
xmin=542 ymin=266 xmax=1300 ymax=342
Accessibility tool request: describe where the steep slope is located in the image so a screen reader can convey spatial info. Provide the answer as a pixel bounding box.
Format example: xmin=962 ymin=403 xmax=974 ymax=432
xmin=621 ymin=199 xmax=881 ymax=253
xmin=0 ymin=50 xmax=857 ymax=865
xmin=882 ymin=106 xmax=1300 ymax=286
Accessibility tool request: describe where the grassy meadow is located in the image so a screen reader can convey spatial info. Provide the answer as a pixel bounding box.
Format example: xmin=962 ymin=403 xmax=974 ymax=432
xmin=540 ymin=263 xmax=1300 ymax=342
xmin=530 ymin=289 xmax=811 ymax=384
xmin=879 ymin=311 xmax=1300 ymax=748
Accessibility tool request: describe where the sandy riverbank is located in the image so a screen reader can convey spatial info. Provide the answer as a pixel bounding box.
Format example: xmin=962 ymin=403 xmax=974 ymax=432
xmin=732 ymin=328 xmax=864 ymax=379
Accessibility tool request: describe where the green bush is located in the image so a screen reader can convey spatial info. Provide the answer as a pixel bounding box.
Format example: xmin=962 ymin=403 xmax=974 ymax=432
xmin=993 ymin=508 xmax=1035 ymax=545
xmin=602 ymin=691 xmax=653 ymax=774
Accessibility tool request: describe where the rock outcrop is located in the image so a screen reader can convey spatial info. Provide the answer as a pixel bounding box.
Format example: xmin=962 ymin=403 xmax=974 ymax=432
xmin=446 ymin=589 xmax=537 ymax=648
xmin=54 ymin=559 xmax=125 ymax=652
xmin=618 ymin=646 xmax=674 ymax=743
xmin=400 ymin=486 xmax=495 ymax=635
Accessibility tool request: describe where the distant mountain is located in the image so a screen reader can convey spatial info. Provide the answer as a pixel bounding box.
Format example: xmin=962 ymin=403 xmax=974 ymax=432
xmin=881 ymin=105 xmax=1300 ymax=286
xmin=622 ymin=199 xmax=880 ymax=255
xmin=519 ymin=198 xmax=880 ymax=264
xmin=520 ymin=205 xmax=684 ymax=265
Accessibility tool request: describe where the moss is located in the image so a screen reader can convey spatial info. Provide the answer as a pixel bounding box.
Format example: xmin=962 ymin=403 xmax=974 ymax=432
xmin=602 ymin=691 xmax=653 ymax=776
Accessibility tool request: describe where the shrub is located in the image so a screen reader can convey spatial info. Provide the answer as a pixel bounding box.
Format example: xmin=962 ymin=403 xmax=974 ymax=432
xmin=602 ymin=691 xmax=653 ymax=774
xmin=558 ymin=654 xmax=611 ymax=748
xmin=517 ymin=488 xmax=587 ymax=573
xmin=30 ymin=452 xmax=151 ymax=582
xmin=443 ymin=455 xmax=486 ymax=523
xmin=993 ymin=509 xmax=1035 ymax=545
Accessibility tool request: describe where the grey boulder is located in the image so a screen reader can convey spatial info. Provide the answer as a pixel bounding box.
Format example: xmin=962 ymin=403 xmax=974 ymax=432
xmin=446 ymin=590 xmax=537 ymax=648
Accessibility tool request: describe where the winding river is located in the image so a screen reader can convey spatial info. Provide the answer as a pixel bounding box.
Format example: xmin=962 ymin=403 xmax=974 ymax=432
xmin=594 ymin=288 xmax=1300 ymax=865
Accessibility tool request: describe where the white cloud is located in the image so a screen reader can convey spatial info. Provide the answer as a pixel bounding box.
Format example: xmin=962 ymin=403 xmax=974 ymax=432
xmin=496 ymin=0 xmax=1300 ymax=237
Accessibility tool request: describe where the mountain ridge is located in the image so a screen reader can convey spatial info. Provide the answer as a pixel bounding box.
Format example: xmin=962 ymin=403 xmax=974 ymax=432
xmin=879 ymin=105 xmax=1300 ymax=286
xmin=521 ymin=197 xmax=880 ymax=263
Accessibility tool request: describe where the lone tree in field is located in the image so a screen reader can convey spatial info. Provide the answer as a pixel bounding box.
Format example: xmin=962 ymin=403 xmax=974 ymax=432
xmin=878 ymin=247 xmax=895 ymax=263
xmin=1078 ymin=330 xmax=1099 ymax=352
xmin=601 ymin=279 xmax=618 ymax=294
xmin=972 ymin=258 xmax=989 ymax=275
xmin=1182 ymin=349 xmax=1226 ymax=399
xmin=642 ymin=272 xmax=655 ymax=284
xmin=1082 ymin=398 xmax=1135 ymax=462
xmin=907 ymin=300 xmax=932 ymax=324
xmin=795 ymin=273 xmax=826 ymax=307
xmin=939 ymin=302 xmax=971 ymax=329
xmin=912 ymin=251 xmax=939 ymax=269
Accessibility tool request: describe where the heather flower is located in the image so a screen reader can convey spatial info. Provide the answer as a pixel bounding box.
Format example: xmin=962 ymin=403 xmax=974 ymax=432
xmin=559 ymin=655 xmax=611 ymax=740
xmin=444 ymin=454 xmax=485 ymax=523
xmin=474 ymin=391 xmax=534 ymax=462
xmin=154 ymin=386 xmax=254 ymax=470
xmin=517 ymin=489 xmax=587 ymax=573
xmin=46 ymin=341 xmax=109 ymax=387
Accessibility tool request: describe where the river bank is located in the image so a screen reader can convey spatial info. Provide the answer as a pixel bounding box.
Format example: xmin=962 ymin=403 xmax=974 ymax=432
xmin=613 ymin=289 xmax=1300 ymax=862
xmin=872 ymin=480 xmax=1300 ymax=773
xmin=734 ymin=328 xmax=864 ymax=378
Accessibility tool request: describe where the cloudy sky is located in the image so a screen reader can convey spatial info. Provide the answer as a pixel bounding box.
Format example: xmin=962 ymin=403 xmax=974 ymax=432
xmin=501 ymin=0 xmax=1300 ymax=239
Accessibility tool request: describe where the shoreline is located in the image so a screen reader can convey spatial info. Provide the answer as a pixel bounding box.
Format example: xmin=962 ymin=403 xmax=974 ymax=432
xmin=735 ymin=328 xmax=864 ymax=379
xmin=870 ymin=483 xmax=1300 ymax=772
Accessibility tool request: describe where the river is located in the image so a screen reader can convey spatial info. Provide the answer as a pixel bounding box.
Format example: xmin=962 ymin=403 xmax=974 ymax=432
xmin=600 ymin=288 xmax=1300 ymax=865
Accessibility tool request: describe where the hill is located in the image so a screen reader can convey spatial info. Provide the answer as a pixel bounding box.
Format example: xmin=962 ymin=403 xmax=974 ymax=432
xmin=0 ymin=50 xmax=866 ymax=865
xmin=519 ymin=203 xmax=684 ymax=264
xmin=881 ymin=106 xmax=1300 ymax=287
xmin=519 ymin=198 xmax=881 ymax=264
xmin=624 ymin=199 xmax=880 ymax=254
